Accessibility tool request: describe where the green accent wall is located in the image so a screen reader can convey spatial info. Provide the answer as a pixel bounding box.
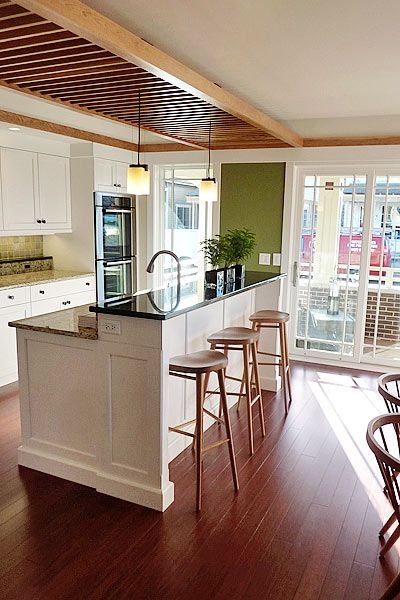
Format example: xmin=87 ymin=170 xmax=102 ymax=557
xmin=220 ymin=162 xmax=285 ymax=273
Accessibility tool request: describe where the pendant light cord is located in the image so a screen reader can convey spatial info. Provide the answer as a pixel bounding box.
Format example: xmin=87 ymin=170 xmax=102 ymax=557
xmin=207 ymin=120 xmax=211 ymax=179
xmin=137 ymin=90 xmax=141 ymax=165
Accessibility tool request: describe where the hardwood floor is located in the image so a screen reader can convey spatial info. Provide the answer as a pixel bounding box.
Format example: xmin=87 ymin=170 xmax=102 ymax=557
xmin=0 ymin=362 xmax=398 ymax=599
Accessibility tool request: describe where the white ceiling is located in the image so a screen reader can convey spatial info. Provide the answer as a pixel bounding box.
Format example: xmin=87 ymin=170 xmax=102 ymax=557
xmin=81 ymin=0 xmax=400 ymax=138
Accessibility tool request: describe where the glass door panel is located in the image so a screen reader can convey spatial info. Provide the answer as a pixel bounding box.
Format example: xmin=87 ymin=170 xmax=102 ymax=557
xmin=295 ymin=174 xmax=366 ymax=358
xmin=363 ymin=175 xmax=400 ymax=363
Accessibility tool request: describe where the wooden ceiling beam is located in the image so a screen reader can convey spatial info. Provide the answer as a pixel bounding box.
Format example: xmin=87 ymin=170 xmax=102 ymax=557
xmin=0 ymin=108 xmax=139 ymax=151
xmin=303 ymin=136 xmax=400 ymax=147
xmin=15 ymin=0 xmax=303 ymax=148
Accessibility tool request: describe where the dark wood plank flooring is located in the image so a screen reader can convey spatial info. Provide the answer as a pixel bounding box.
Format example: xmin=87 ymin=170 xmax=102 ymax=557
xmin=0 ymin=362 xmax=398 ymax=599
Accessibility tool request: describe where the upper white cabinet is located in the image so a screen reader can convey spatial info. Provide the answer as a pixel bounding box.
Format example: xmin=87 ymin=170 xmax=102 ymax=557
xmin=37 ymin=154 xmax=71 ymax=230
xmin=1 ymin=148 xmax=39 ymax=231
xmin=0 ymin=148 xmax=71 ymax=235
xmin=94 ymin=159 xmax=128 ymax=192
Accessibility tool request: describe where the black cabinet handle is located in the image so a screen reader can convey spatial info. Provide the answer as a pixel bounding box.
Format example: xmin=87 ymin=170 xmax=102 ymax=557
xmin=85 ymin=282 xmax=90 ymax=286
xmin=42 ymin=219 xmax=46 ymax=224
xmin=39 ymin=290 xmax=45 ymax=294
xmin=36 ymin=219 xmax=41 ymax=223
xmin=8 ymin=295 xmax=14 ymax=300
xmin=62 ymin=300 xmax=71 ymax=306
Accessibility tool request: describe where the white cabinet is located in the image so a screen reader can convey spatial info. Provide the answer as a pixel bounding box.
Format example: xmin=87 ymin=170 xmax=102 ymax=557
xmin=0 ymin=286 xmax=30 ymax=387
xmin=1 ymin=148 xmax=39 ymax=231
xmin=30 ymin=276 xmax=95 ymax=317
xmin=94 ymin=159 xmax=128 ymax=192
xmin=37 ymin=154 xmax=71 ymax=230
xmin=0 ymin=148 xmax=71 ymax=235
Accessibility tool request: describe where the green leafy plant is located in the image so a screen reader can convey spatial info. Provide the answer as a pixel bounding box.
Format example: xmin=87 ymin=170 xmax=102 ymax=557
xmin=224 ymin=228 xmax=256 ymax=265
xmin=200 ymin=236 xmax=228 ymax=269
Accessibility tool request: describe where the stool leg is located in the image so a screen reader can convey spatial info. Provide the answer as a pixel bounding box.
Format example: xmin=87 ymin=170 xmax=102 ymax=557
xmin=218 ymin=369 xmax=239 ymax=491
xmin=283 ymin=322 xmax=293 ymax=408
xmin=278 ymin=323 xmax=288 ymax=415
xmin=218 ymin=345 xmax=229 ymax=419
xmin=251 ymin=341 xmax=265 ymax=437
xmin=195 ymin=373 xmax=205 ymax=511
xmin=243 ymin=344 xmax=254 ymax=455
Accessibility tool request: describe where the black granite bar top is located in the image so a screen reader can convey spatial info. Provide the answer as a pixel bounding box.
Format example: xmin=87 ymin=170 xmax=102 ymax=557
xmin=90 ymin=271 xmax=286 ymax=320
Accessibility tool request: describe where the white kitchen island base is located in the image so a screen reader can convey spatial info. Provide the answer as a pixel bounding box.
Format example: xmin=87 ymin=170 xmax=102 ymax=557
xmin=12 ymin=275 xmax=284 ymax=511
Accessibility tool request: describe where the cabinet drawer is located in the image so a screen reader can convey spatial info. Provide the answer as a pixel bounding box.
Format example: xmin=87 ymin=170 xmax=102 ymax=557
xmin=30 ymin=276 xmax=95 ymax=302
xmin=0 ymin=286 xmax=28 ymax=308
xmin=60 ymin=276 xmax=95 ymax=295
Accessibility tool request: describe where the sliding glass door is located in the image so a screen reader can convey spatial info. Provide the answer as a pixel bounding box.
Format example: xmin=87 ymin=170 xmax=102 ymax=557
xmin=293 ymin=173 xmax=368 ymax=360
xmin=363 ymin=175 xmax=400 ymax=364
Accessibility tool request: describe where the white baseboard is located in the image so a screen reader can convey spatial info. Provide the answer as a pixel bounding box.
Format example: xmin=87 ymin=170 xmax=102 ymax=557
xmin=18 ymin=445 xmax=174 ymax=512
xmin=18 ymin=445 xmax=97 ymax=488
xmin=96 ymin=473 xmax=174 ymax=512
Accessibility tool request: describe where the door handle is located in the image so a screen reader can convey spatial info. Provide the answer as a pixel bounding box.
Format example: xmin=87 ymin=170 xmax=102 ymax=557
xmin=292 ymin=261 xmax=298 ymax=287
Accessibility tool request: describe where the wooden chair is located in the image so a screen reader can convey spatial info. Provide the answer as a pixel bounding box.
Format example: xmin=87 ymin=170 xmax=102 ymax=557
xmin=379 ymin=572 xmax=400 ymax=600
xmin=169 ymin=349 xmax=239 ymax=511
xmin=206 ymin=326 xmax=265 ymax=456
xmin=366 ymin=413 xmax=400 ymax=557
xmin=378 ymin=373 xmax=400 ymax=413
xmin=249 ymin=310 xmax=292 ymax=414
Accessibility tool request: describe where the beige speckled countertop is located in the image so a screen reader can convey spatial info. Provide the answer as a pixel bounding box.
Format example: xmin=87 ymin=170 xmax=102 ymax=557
xmin=9 ymin=304 xmax=98 ymax=340
xmin=0 ymin=270 xmax=95 ymax=291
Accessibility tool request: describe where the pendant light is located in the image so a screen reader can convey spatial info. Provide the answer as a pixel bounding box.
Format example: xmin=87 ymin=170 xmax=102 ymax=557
xmin=127 ymin=90 xmax=150 ymax=196
xmin=200 ymin=121 xmax=218 ymax=202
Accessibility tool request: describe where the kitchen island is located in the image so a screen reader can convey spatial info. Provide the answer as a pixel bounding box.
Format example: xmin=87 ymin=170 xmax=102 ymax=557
xmin=10 ymin=272 xmax=285 ymax=511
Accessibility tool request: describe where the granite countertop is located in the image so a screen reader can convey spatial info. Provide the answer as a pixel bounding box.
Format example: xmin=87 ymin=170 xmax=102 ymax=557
xmin=9 ymin=304 xmax=98 ymax=340
xmin=0 ymin=270 xmax=95 ymax=291
xmin=91 ymin=271 xmax=286 ymax=320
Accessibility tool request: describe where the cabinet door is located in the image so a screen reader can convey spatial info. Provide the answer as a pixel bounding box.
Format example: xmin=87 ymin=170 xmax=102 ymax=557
xmin=94 ymin=159 xmax=115 ymax=191
xmin=0 ymin=303 xmax=30 ymax=386
xmin=38 ymin=154 xmax=71 ymax=230
xmin=1 ymin=148 xmax=39 ymax=231
xmin=114 ymin=162 xmax=128 ymax=192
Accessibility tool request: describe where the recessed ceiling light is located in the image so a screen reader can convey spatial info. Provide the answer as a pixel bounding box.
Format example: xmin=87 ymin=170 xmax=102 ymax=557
xmin=8 ymin=126 xmax=21 ymax=131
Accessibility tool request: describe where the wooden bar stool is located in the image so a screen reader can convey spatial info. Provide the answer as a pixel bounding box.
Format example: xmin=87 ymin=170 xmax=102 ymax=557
xmin=169 ymin=349 xmax=239 ymax=511
xmin=249 ymin=310 xmax=292 ymax=414
xmin=206 ymin=327 xmax=265 ymax=456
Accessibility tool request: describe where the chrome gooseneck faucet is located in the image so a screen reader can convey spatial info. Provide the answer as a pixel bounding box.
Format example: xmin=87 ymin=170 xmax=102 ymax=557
xmin=146 ymin=250 xmax=181 ymax=298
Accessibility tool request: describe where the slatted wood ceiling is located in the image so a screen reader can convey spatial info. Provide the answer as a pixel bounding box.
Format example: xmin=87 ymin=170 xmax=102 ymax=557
xmin=0 ymin=0 xmax=291 ymax=149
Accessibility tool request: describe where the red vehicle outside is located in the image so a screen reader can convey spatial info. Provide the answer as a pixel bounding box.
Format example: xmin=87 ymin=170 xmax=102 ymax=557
xmin=301 ymin=234 xmax=391 ymax=267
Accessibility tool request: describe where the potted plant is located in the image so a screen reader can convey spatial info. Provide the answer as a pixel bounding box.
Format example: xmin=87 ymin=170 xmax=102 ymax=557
xmin=224 ymin=228 xmax=256 ymax=284
xmin=200 ymin=236 xmax=228 ymax=298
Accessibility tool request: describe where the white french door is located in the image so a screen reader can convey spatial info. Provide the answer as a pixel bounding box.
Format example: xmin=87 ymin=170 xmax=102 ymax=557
xmin=289 ymin=165 xmax=400 ymax=367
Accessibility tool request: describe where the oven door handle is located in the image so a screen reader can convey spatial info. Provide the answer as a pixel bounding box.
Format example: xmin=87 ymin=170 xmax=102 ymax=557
xmin=102 ymin=208 xmax=132 ymax=214
xmin=103 ymin=260 xmax=132 ymax=267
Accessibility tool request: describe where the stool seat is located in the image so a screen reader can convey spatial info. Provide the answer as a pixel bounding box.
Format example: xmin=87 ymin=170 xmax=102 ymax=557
xmin=170 ymin=350 xmax=228 ymax=374
xmin=249 ymin=310 xmax=289 ymax=323
xmin=207 ymin=326 xmax=259 ymax=345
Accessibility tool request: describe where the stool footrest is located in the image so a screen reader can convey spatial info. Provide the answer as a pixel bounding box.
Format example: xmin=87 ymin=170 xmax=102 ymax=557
xmin=203 ymin=407 xmax=223 ymax=424
xmin=169 ymin=426 xmax=195 ymax=438
xmin=257 ymin=351 xmax=281 ymax=358
xmin=203 ymin=438 xmax=230 ymax=453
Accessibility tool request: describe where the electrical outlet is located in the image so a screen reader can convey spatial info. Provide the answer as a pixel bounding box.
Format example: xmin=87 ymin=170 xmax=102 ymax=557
xmin=273 ymin=253 xmax=281 ymax=267
xmin=259 ymin=253 xmax=271 ymax=266
xmin=100 ymin=320 xmax=121 ymax=335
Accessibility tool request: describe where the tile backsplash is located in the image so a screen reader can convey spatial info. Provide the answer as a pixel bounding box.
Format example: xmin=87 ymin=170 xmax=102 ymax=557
xmin=0 ymin=236 xmax=43 ymax=260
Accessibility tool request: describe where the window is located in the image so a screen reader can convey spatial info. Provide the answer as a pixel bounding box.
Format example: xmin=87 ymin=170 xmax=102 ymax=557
xmin=156 ymin=165 xmax=214 ymax=303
